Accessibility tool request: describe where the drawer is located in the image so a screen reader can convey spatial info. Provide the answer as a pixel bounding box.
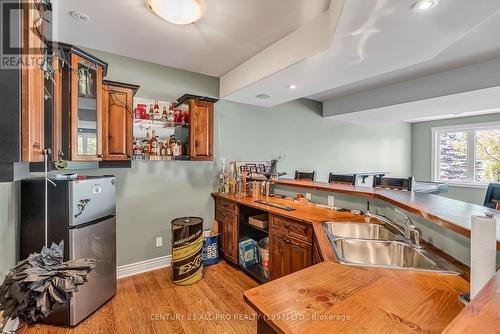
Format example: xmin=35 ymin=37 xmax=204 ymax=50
xmin=216 ymin=198 xmax=237 ymax=213
xmin=271 ymin=215 xmax=312 ymax=243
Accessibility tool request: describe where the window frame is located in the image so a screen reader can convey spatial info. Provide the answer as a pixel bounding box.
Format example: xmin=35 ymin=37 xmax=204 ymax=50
xmin=431 ymin=121 xmax=500 ymax=188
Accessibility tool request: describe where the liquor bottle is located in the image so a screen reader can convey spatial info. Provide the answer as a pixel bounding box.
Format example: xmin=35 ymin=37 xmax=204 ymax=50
xmin=150 ymin=130 xmax=158 ymax=156
xmin=172 ymin=140 xmax=180 ymax=157
xmin=148 ymin=104 xmax=154 ymax=120
xmin=143 ymin=131 xmax=151 ymax=157
xmin=153 ymin=100 xmax=161 ymax=120
xmin=133 ymin=138 xmax=142 ymax=157
xmin=167 ymin=103 xmax=175 ymax=123
xmin=162 ymin=106 xmax=168 ymax=121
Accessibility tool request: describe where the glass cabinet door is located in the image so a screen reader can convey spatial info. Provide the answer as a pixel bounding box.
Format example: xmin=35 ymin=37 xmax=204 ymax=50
xmin=71 ymin=54 xmax=103 ymax=161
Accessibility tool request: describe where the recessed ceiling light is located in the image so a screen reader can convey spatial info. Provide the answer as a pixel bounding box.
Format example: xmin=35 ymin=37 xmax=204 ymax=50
xmin=256 ymin=94 xmax=271 ymax=100
xmin=412 ymin=0 xmax=439 ymax=13
xmin=287 ymin=84 xmax=297 ymax=90
xmin=145 ymin=0 xmax=203 ymax=25
xmin=69 ymin=10 xmax=90 ymax=22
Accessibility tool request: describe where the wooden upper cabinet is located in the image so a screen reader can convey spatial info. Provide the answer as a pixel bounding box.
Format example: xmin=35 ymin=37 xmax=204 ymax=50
xmin=70 ymin=54 xmax=103 ymax=161
xmin=101 ymin=81 xmax=139 ymax=161
xmin=188 ymin=99 xmax=214 ymax=161
xmin=52 ymin=57 xmax=62 ymax=162
xmin=21 ymin=1 xmax=44 ymax=162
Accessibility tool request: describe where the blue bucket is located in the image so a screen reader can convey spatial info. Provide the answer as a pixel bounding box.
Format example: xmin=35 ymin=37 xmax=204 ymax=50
xmin=202 ymin=234 xmax=220 ymax=266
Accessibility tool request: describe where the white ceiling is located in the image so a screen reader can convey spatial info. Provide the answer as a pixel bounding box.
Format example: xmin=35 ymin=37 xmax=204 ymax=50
xmin=55 ymin=0 xmax=500 ymax=122
xmin=326 ymin=86 xmax=500 ymax=124
xmin=54 ymin=0 xmax=330 ymax=77
xmin=221 ymin=0 xmax=500 ymax=107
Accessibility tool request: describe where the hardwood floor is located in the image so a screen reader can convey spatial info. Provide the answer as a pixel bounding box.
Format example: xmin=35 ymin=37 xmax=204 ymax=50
xmin=18 ymin=260 xmax=259 ymax=334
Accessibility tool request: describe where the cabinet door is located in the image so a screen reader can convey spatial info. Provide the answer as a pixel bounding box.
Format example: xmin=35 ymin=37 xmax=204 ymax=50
xmin=52 ymin=57 xmax=62 ymax=161
xmin=223 ymin=212 xmax=238 ymax=264
xmin=288 ymin=238 xmax=312 ymax=274
xmin=21 ymin=1 xmax=44 ymax=162
xmin=269 ymin=233 xmax=287 ymax=280
xmin=70 ymin=54 xmax=103 ymax=161
xmin=188 ymin=100 xmax=213 ymax=161
xmin=102 ymin=84 xmax=133 ymax=161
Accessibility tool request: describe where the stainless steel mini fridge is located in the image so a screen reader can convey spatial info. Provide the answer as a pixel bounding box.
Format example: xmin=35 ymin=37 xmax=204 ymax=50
xmin=21 ymin=176 xmax=117 ymax=326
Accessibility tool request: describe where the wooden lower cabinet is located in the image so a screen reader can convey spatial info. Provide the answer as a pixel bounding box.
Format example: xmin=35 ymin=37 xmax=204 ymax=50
xmin=222 ymin=212 xmax=238 ymax=264
xmin=215 ymin=199 xmax=238 ymax=264
xmin=269 ymin=233 xmax=288 ymax=280
xmin=269 ymin=224 xmax=313 ymax=281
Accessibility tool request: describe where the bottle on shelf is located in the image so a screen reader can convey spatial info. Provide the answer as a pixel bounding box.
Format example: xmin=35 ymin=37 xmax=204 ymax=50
xmin=148 ymin=104 xmax=154 ymax=120
xmin=133 ymin=138 xmax=142 ymax=158
xmin=167 ymin=103 xmax=175 ymax=123
xmin=150 ymin=129 xmax=158 ymax=156
xmin=162 ymin=106 xmax=168 ymax=121
xmin=153 ymin=100 xmax=161 ymax=120
xmin=143 ymin=131 xmax=151 ymax=158
xmin=172 ymin=139 xmax=180 ymax=157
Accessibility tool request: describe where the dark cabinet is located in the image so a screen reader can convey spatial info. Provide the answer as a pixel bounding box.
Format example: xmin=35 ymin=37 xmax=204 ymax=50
xmin=0 ymin=0 xmax=50 ymax=181
xmin=269 ymin=215 xmax=313 ymax=280
xmin=101 ymin=80 xmax=139 ymax=162
xmin=21 ymin=0 xmax=45 ymax=163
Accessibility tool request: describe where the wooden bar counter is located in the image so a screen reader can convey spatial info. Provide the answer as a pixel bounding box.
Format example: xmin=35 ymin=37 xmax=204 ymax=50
xmin=211 ymin=193 xmax=484 ymax=333
xmin=273 ymin=179 xmax=500 ymax=250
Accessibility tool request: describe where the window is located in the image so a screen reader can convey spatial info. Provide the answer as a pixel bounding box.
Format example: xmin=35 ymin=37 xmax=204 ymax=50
xmin=432 ymin=122 xmax=500 ymax=187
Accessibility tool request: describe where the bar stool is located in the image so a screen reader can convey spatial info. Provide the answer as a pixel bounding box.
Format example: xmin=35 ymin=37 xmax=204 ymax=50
xmin=484 ymin=183 xmax=500 ymax=210
xmin=294 ymin=171 xmax=316 ymax=181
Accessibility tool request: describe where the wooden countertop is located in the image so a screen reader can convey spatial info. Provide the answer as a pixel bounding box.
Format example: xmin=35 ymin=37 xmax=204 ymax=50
xmin=212 ymin=193 xmax=477 ymax=333
xmin=443 ymin=271 xmax=500 ymax=333
xmin=274 ymin=179 xmax=500 ymax=250
xmin=244 ymin=262 xmax=468 ymax=334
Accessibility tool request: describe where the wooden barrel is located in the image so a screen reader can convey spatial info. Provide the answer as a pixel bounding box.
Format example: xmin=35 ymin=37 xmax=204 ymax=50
xmin=171 ymin=217 xmax=203 ymax=285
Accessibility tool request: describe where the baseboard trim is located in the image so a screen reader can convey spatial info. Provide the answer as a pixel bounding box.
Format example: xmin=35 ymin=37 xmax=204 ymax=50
xmin=117 ymin=255 xmax=172 ymax=279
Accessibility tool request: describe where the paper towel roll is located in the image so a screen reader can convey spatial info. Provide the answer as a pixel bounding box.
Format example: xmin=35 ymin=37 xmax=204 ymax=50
xmin=471 ymin=214 xmax=497 ymax=298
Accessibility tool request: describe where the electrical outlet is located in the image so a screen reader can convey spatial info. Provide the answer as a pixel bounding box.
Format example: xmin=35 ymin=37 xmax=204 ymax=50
xmin=305 ymin=192 xmax=312 ymax=201
xmin=328 ymin=195 xmax=335 ymax=207
xmin=156 ymin=237 xmax=163 ymax=248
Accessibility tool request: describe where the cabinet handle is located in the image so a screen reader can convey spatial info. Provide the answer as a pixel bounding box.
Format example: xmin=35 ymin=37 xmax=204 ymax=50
xmin=223 ymin=212 xmax=227 ymax=217
xmin=284 ymin=223 xmax=291 ymax=228
xmin=284 ymin=238 xmax=291 ymax=244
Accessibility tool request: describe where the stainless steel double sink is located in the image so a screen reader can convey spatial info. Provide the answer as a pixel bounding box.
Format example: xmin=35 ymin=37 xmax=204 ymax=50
xmin=323 ymin=222 xmax=462 ymax=275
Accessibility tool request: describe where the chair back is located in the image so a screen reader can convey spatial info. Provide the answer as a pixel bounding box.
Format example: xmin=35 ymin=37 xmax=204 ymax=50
xmin=294 ymin=171 xmax=316 ymax=181
xmin=328 ymin=173 xmax=355 ymax=185
xmin=484 ymin=183 xmax=500 ymax=210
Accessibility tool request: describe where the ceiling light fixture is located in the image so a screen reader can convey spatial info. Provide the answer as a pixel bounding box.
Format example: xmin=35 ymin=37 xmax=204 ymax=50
xmin=69 ymin=10 xmax=90 ymax=22
xmin=287 ymin=84 xmax=297 ymax=90
xmin=412 ymin=0 xmax=439 ymax=13
xmin=256 ymin=94 xmax=271 ymax=100
xmin=145 ymin=0 xmax=203 ymax=25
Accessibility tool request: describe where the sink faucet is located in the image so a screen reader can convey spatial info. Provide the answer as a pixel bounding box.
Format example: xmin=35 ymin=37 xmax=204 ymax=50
xmin=365 ymin=208 xmax=422 ymax=249
xmin=394 ymin=208 xmax=422 ymax=249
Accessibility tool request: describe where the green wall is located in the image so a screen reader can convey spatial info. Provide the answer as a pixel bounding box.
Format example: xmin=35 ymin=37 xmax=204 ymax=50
xmin=1 ymin=49 xmax=411 ymax=278
xmin=411 ymin=113 xmax=500 ymax=205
